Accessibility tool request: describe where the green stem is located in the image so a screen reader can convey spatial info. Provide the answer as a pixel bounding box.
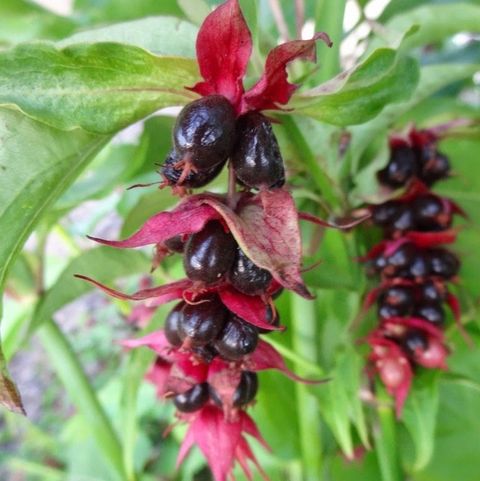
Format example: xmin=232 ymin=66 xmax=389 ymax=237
xmin=280 ymin=116 xmax=340 ymax=210
xmin=314 ymin=0 xmax=347 ymax=83
xmin=375 ymin=386 xmax=404 ymax=481
xmin=38 ymin=320 xmax=127 ymax=480
xmin=290 ymin=293 xmax=322 ymax=481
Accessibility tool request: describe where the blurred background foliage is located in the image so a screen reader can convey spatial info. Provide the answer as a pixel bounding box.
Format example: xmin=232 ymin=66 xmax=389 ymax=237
xmin=0 ymin=0 xmax=479 ymax=480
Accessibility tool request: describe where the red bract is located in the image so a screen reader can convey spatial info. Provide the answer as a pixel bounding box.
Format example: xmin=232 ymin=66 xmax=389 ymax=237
xmin=189 ymin=0 xmax=331 ymax=114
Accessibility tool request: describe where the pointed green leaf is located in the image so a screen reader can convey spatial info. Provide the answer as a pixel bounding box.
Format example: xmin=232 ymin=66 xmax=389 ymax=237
xmin=0 ymin=345 xmax=25 ymax=414
xmin=0 ymin=42 xmax=200 ymax=134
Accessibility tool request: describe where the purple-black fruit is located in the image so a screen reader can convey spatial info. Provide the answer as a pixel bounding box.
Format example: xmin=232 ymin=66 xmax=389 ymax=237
xmin=412 ymin=195 xmax=451 ymax=231
xmin=402 ymin=330 xmax=428 ymax=356
xmin=184 ymin=221 xmax=237 ymax=284
xmin=233 ymin=371 xmax=258 ymax=407
xmin=232 ymin=112 xmax=285 ymax=189
xmin=178 ymin=296 xmax=227 ymax=346
xmin=419 ymin=280 xmax=444 ymax=303
xmin=161 ymin=148 xmax=225 ymax=188
xmin=377 ymin=146 xmax=417 ymax=188
xmin=371 ymin=201 xmax=402 ymax=227
xmin=173 ymin=383 xmax=210 ymax=413
xmin=228 ymin=247 xmax=272 ymax=295
xmin=391 ymin=205 xmax=415 ymax=232
xmin=380 ymin=286 xmax=413 ymax=310
xmin=164 ymin=235 xmax=186 ymax=253
xmin=258 ymin=304 xmax=281 ymax=334
xmin=419 ymin=151 xmax=451 ymax=185
xmin=413 ymin=303 xmax=445 ymax=326
xmin=165 ymin=302 xmax=185 ymax=347
xmin=429 ymin=249 xmax=460 ymax=279
xmin=173 ymin=95 xmax=236 ymax=170
xmin=214 ymin=314 xmax=259 ymax=361
xmin=378 ymin=303 xmax=406 ymax=319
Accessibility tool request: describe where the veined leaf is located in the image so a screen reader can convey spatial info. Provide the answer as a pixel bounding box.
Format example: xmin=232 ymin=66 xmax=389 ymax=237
xmin=0 ymin=42 xmax=200 ymax=134
xmin=291 ymin=48 xmax=419 ymax=126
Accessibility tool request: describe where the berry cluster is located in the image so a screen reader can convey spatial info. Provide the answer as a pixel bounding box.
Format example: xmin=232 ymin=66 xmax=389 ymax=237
xmin=362 ymin=127 xmax=465 ymax=415
xmin=77 ymin=1 xmax=332 ymax=479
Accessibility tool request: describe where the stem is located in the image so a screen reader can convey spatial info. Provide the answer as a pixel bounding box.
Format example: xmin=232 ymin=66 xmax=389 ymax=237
xmin=280 ymin=115 xmax=340 ymax=210
xmin=374 ymin=386 xmax=403 ymax=481
xmin=227 ymin=161 xmax=237 ymax=209
xmin=38 ymin=320 xmax=127 ymax=480
xmin=294 ymin=0 xmax=305 ymax=39
xmin=290 ymin=293 xmax=322 ymax=481
xmin=268 ymin=0 xmax=290 ymax=41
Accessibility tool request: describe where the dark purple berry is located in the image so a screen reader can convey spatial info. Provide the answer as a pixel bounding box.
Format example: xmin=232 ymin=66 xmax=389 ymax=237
xmin=214 ymin=314 xmax=258 ymax=361
xmin=258 ymin=305 xmax=281 ymax=334
xmin=421 ymin=152 xmax=450 ymax=185
xmin=378 ymin=303 xmax=405 ymax=319
xmin=228 ymin=247 xmax=272 ymax=295
xmin=232 ymin=112 xmax=285 ymax=189
xmin=402 ymin=330 xmax=428 ymax=356
xmin=164 ymin=302 xmax=185 ymax=347
xmin=419 ymin=280 xmax=444 ymax=303
xmin=413 ymin=303 xmax=445 ymax=326
xmin=164 ymin=235 xmax=186 ymax=253
xmin=173 ymin=95 xmax=236 ymax=170
xmin=429 ymin=249 xmax=460 ymax=279
xmin=178 ymin=296 xmax=227 ymax=346
xmin=160 ymin=148 xmax=225 ymax=188
xmin=371 ymin=201 xmax=402 ymax=227
xmin=391 ymin=205 xmax=415 ymax=232
xmin=377 ymin=146 xmax=417 ymax=188
xmin=173 ymin=383 xmax=210 ymax=413
xmin=412 ymin=195 xmax=451 ymax=231
xmin=380 ymin=286 xmax=413 ymax=310
xmin=191 ymin=344 xmax=218 ymax=363
xmin=233 ymin=371 xmax=258 ymax=407
xmin=184 ymin=221 xmax=237 ymax=284
xmin=386 ymin=243 xmax=415 ymax=271
xmin=408 ymin=253 xmax=429 ymax=279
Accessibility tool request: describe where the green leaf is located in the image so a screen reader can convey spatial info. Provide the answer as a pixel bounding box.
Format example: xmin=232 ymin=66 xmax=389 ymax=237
xmin=386 ymin=3 xmax=480 ymax=52
xmin=59 ymin=16 xmax=198 ymax=57
xmin=0 ymin=108 xmax=107 ymax=291
xmin=0 ymin=42 xmax=200 ymax=134
xmin=401 ymin=373 xmax=439 ymax=472
xmin=29 ymin=247 xmax=149 ymax=336
xmin=0 ymin=345 xmax=25 ymax=414
xmin=292 ymin=48 xmax=419 ymax=126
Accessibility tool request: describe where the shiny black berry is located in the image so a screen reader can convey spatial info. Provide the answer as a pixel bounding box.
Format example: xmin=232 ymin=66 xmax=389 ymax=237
xmin=380 ymin=286 xmax=413 ymax=309
xmin=184 ymin=221 xmax=237 ymax=284
xmin=214 ymin=315 xmax=259 ymax=361
xmin=386 ymin=243 xmax=415 ymax=272
xmin=371 ymin=201 xmax=402 ymax=227
xmin=391 ymin=205 xmax=415 ymax=232
xmin=233 ymin=371 xmax=258 ymax=407
xmin=232 ymin=112 xmax=285 ymax=189
xmin=378 ymin=303 xmax=406 ymax=319
xmin=419 ymin=280 xmax=444 ymax=303
xmin=377 ymin=146 xmax=417 ymax=188
xmin=164 ymin=235 xmax=186 ymax=253
xmin=402 ymin=330 xmax=428 ymax=356
xmin=413 ymin=303 xmax=445 ymax=326
xmin=173 ymin=95 xmax=236 ymax=170
xmin=258 ymin=305 xmax=281 ymax=334
xmin=408 ymin=253 xmax=430 ymax=279
xmin=412 ymin=195 xmax=451 ymax=231
xmin=429 ymin=249 xmax=460 ymax=279
xmin=228 ymin=247 xmax=272 ymax=295
xmin=421 ymin=152 xmax=450 ymax=185
xmin=160 ymin=148 xmax=225 ymax=188
xmin=164 ymin=302 xmax=185 ymax=347
xmin=178 ymin=296 xmax=227 ymax=346
xmin=191 ymin=344 xmax=217 ymax=363
xmin=173 ymin=383 xmax=210 ymax=413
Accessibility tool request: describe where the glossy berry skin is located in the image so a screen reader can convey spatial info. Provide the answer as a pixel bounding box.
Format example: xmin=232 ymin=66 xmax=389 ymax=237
xmin=386 ymin=243 xmax=415 ymax=272
xmin=380 ymin=286 xmax=413 ymax=310
xmin=178 ymin=296 xmax=227 ymax=346
xmin=419 ymin=280 xmax=444 ymax=303
xmin=173 ymin=383 xmax=210 ymax=413
xmin=164 ymin=302 xmax=185 ymax=347
xmin=173 ymin=95 xmax=236 ymax=170
xmin=413 ymin=303 xmax=445 ymax=326
xmin=391 ymin=205 xmax=415 ymax=232
xmin=408 ymin=253 xmax=430 ymax=279
xmin=184 ymin=221 xmax=237 ymax=284
xmin=164 ymin=235 xmax=186 ymax=253
xmin=191 ymin=345 xmax=217 ymax=363
xmin=214 ymin=314 xmax=259 ymax=361
xmin=421 ymin=152 xmax=450 ymax=185
xmin=258 ymin=305 xmax=281 ymax=334
xmin=412 ymin=195 xmax=451 ymax=231
xmin=402 ymin=330 xmax=428 ymax=356
xmin=228 ymin=247 xmax=272 ymax=295
xmin=378 ymin=303 xmax=406 ymax=319
xmin=377 ymin=146 xmax=417 ymax=188
xmin=233 ymin=371 xmax=258 ymax=407
xmin=161 ymin=148 xmax=225 ymax=188
xmin=429 ymin=249 xmax=460 ymax=279
xmin=372 ymin=201 xmax=402 ymax=227
xmin=231 ymin=112 xmax=285 ymax=189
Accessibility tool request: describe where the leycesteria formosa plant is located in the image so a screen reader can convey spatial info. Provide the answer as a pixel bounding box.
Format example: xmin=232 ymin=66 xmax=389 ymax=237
xmin=75 ymin=1 xmax=339 ymax=479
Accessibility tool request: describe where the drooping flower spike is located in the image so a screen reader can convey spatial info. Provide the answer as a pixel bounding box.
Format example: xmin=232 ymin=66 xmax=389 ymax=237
xmin=360 ymin=125 xmax=466 ymax=416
